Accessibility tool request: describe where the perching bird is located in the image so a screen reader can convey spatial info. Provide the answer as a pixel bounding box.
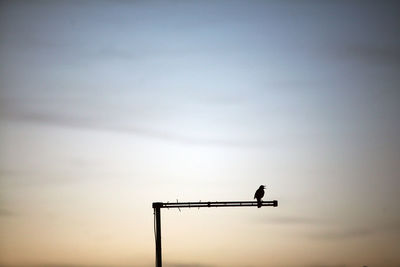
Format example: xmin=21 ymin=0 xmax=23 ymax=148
xmin=254 ymin=185 xmax=266 ymax=208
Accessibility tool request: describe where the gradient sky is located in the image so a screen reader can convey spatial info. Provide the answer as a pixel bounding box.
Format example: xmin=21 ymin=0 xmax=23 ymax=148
xmin=1 ymin=1 xmax=400 ymax=267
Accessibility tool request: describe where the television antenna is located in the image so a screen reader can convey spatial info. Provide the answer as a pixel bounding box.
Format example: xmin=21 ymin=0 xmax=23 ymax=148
xmin=152 ymin=200 xmax=278 ymax=267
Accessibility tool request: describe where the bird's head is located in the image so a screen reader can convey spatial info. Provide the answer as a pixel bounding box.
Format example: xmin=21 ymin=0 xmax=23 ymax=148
xmin=260 ymin=185 xmax=266 ymax=189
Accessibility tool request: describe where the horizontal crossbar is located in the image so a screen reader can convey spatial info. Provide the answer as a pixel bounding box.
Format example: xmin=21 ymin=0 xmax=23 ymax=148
xmin=152 ymin=200 xmax=278 ymax=209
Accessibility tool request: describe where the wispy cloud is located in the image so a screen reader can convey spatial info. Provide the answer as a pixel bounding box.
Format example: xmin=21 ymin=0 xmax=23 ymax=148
xmin=307 ymin=227 xmax=373 ymax=240
xmin=0 ymin=208 xmax=16 ymax=217
xmin=340 ymin=44 xmax=400 ymax=67
xmin=3 ymin=109 xmax=266 ymax=148
xmin=0 ymin=264 xmax=153 ymax=267
xmin=382 ymin=220 xmax=400 ymax=232
xmin=256 ymin=213 xmax=400 ymax=241
xmin=262 ymin=216 xmax=323 ymax=225
xmin=307 ymin=219 xmax=400 ymax=241
xmin=165 ymin=263 xmax=215 ymax=267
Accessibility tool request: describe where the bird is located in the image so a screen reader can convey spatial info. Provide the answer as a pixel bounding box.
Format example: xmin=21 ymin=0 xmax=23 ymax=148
xmin=254 ymin=185 xmax=266 ymax=208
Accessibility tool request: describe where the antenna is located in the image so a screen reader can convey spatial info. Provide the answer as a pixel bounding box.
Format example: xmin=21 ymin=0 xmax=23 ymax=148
xmin=152 ymin=200 xmax=278 ymax=267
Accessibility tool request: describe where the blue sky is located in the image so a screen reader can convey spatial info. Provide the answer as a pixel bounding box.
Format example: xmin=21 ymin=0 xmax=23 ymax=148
xmin=1 ymin=1 xmax=400 ymax=266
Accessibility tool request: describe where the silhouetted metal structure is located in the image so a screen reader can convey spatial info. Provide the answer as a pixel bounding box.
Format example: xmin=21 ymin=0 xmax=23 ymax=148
xmin=152 ymin=200 xmax=278 ymax=267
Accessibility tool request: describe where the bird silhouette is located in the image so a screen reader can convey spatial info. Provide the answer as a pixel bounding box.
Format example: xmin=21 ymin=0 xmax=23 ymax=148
xmin=254 ymin=185 xmax=266 ymax=208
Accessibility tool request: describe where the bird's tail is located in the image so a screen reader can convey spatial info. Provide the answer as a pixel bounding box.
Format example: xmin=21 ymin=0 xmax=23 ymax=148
xmin=257 ymin=199 xmax=262 ymax=208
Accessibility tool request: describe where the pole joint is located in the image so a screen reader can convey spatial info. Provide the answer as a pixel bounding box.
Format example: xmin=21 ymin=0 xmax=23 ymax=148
xmin=152 ymin=202 xmax=163 ymax=209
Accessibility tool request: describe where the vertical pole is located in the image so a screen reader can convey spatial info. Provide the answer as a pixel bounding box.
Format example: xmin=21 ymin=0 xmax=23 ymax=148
xmin=155 ymin=206 xmax=162 ymax=267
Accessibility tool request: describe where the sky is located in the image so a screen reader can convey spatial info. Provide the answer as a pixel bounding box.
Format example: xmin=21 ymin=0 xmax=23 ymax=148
xmin=0 ymin=0 xmax=400 ymax=266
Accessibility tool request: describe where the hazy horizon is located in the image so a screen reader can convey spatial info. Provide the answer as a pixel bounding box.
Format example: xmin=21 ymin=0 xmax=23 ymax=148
xmin=1 ymin=1 xmax=399 ymax=266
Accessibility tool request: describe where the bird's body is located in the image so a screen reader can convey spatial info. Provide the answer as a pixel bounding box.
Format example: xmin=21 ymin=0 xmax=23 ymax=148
xmin=254 ymin=185 xmax=265 ymax=208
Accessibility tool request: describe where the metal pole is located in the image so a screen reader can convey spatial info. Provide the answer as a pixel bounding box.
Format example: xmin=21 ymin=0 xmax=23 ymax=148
xmin=156 ymin=200 xmax=278 ymax=209
xmin=154 ymin=204 xmax=162 ymax=267
xmin=152 ymin=200 xmax=277 ymax=267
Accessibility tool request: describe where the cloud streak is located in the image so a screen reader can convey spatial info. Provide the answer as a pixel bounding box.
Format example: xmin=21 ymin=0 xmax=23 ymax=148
xmin=0 ymin=265 xmax=150 ymax=267
xmin=262 ymin=216 xmax=323 ymax=225
xmin=0 ymin=264 xmax=214 ymax=267
xmin=3 ymin=109 xmax=267 ymax=149
xmin=308 ymin=227 xmax=373 ymax=240
xmin=307 ymin=219 xmax=400 ymax=241
xmin=165 ymin=263 xmax=215 ymax=267
xmin=340 ymin=44 xmax=400 ymax=67
xmin=0 ymin=208 xmax=15 ymax=217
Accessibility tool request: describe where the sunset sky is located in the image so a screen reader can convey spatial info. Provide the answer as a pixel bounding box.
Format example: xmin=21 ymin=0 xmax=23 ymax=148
xmin=1 ymin=1 xmax=399 ymax=266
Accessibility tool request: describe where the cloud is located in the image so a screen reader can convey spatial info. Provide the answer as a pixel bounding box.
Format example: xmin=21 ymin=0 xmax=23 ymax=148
xmin=308 ymin=227 xmax=373 ymax=240
xmin=0 ymin=167 xmax=76 ymax=186
xmin=165 ymin=263 xmax=215 ymax=267
xmin=3 ymin=109 xmax=266 ymax=148
xmin=0 ymin=264 xmax=152 ymax=267
xmin=0 ymin=208 xmax=15 ymax=217
xmin=335 ymin=44 xmax=400 ymax=67
xmin=0 ymin=169 xmax=20 ymax=177
xmin=305 ymin=219 xmax=400 ymax=241
xmin=383 ymin=220 xmax=400 ymax=232
xmin=263 ymin=216 xmax=322 ymax=225
xmin=0 ymin=264 xmax=214 ymax=267
xmin=27 ymin=266 xmax=123 ymax=267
